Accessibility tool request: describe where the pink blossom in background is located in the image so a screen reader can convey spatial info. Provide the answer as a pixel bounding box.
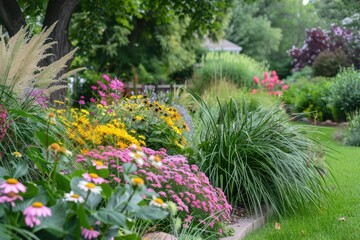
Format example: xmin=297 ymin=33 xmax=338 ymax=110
xmin=81 ymin=227 xmax=100 ymax=239
xmin=0 ymin=193 xmax=23 ymax=206
xmin=251 ymin=89 xmax=257 ymax=94
xmin=103 ymin=74 xmax=111 ymax=82
xmin=253 ymin=76 xmax=259 ymax=85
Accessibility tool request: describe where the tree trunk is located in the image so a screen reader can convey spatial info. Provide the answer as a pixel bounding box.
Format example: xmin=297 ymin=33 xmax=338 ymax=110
xmin=42 ymin=0 xmax=80 ymax=105
xmin=0 ymin=0 xmax=26 ymax=36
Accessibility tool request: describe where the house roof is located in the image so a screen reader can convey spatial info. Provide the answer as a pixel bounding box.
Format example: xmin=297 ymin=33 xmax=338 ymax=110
xmin=203 ymin=38 xmax=242 ymax=52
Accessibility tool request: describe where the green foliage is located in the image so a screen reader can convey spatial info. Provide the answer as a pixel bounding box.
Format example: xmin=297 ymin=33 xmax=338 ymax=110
xmin=282 ymin=77 xmax=334 ymax=121
xmin=227 ymin=0 xmax=321 ymax=77
xmin=227 ymin=0 xmax=282 ymax=62
xmin=344 ymin=111 xmax=360 ymax=146
xmin=189 ymin=90 xmax=330 ymax=217
xmin=227 ymin=0 xmax=282 ymax=61
xmin=328 ymin=68 xmax=360 ymax=121
xmin=313 ymin=49 xmax=350 ymax=77
xmin=192 ymin=52 xmax=268 ymax=93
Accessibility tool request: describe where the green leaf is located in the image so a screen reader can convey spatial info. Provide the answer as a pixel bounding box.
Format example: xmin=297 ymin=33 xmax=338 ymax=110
xmin=0 ymin=167 xmax=10 ymax=177
xmin=34 ymin=202 xmax=67 ymax=237
xmin=22 ymin=182 xmax=39 ymax=199
xmin=93 ymin=208 xmax=126 ymax=227
xmin=134 ymin=206 xmax=168 ymax=220
xmin=71 ymin=169 xmax=86 ymax=178
xmin=55 ymin=173 xmax=71 ymax=192
xmin=13 ymin=161 xmax=28 ymax=178
xmin=77 ymin=204 xmax=91 ymax=229
xmin=148 ymin=138 xmax=165 ymax=143
xmin=97 ymin=169 xmax=109 ymax=178
xmin=101 ymin=183 xmax=112 ymax=199
xmin=35 ymin=131 xmax=56 ymax=148
xmin=106 ymin=187 xmax=128 ymax=211
xmin=122 ymin=163 xmax=137 ymax=174
xmin=26 ymin=147 xmax=49 ymax=174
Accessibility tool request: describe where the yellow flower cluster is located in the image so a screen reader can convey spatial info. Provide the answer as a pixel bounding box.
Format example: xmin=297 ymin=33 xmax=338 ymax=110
xmin=121 ymin=96 xmax=189 ymax=148
xmin=56 ymin=107 xmax=142 ymax=149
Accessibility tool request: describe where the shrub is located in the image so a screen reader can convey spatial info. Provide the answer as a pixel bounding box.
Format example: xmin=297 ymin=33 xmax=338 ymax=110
xmin=313 ymin=49 xmax=350 ymax=77
xmin=344 ymin=111 xmax=360 ymax=146
xmin=288 ymin=25 xmax=355 ymax=71
xmin=189 ymin=90 xmax=331 ymax=217
xmin=282 ymin=77 xmax=334 ymax=121
xmin=329 ymin=68 xmax=360 ymax=122
xmin=192 ymin=52 xmax=268 ymax=93
xmin=76 ymin=145 xmax=232 ymax=236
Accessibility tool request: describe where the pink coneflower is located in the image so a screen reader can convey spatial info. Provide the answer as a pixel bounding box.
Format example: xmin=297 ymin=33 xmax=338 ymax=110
xmin=0 ymin=178 xmax=26 ymax=194
xmin=79 ymin=100 xmax=86 ymax=105
xmin=82 ymin=173 xmax=105 ymax=184
xmin=81 ymin=227 xmax=100 ymax=239
xmin=23 ymin=202 xmax=52 ymax=228
xmin=0 ymin=192 xmax=23 ymax=206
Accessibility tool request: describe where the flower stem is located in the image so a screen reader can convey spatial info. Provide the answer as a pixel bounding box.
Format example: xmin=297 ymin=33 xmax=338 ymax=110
xmin=120 ymin=189 xmax=136 ymax=213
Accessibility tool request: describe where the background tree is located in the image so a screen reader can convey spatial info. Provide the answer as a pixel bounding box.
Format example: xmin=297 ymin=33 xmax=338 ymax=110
xmin=227 ymin=0 xmax=321 ymax=77
xmin=0 ymin=0 xmax=230 ymax=101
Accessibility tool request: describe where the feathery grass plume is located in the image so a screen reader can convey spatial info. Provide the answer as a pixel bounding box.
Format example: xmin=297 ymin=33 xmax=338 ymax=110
xmin=0 ymin=24 xmax=85 ymax=102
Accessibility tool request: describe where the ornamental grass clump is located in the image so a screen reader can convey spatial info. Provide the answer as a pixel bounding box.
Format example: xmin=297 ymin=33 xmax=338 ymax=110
xmin=189 ymin=90 xmax=331 ymax=217
xmin=76 ymin=145 xmax=232 ymax=235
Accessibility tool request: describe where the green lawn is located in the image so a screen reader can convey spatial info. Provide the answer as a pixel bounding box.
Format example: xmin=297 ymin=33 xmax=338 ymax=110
xmin=245 ymin=125 xmax=360 ymax=240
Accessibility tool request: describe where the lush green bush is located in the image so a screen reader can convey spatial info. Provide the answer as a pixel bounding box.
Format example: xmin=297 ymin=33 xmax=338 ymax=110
xmin=344 ymin=111 xmax=360 ymax=146
xmin=329 ymin=68 xmax=360 ymax=122
xmin=282 ymin=77 xmax=333 ymax=121
xmin=313 ymin=49 xmax=350 ymax=77
xmin=189 ymin=90 xmax=330 ymax=217
xmin=192 ymin=52 xmax=268 ymax=93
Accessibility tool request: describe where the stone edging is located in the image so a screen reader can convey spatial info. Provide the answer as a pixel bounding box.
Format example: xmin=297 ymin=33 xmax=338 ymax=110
xmin=219 ymin=212 xmax=268 ymax=240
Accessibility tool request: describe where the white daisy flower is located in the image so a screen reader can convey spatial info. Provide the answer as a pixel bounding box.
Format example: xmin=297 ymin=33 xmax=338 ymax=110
xmin=150 ymin=196 xmax=168 ymax=209
xmin=129 ymin=151 xmax=146 ymax=166
xmin=64 ymin=191 xmax=85 ymax=203
xmin=78 ymin=181 xmax=102 ymax=195
xmin=149 ymin=155 xmax=162 ymax=168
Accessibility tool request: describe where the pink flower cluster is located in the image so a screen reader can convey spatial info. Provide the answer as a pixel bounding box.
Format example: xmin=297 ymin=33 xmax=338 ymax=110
xmin=0 ymin=178 xmax=26 ymax=206
xmin=0 ymin=178 xmax=52 ymax=228
xmin=76 ymin=146 xmax=232 ymax=227
xmin=252 ymin=71 xmax=288 ymax=96
xmin=0 ymin=105 xmax=9 ymax=142
xmin=90 ymin=74 xmax=125 ymax=106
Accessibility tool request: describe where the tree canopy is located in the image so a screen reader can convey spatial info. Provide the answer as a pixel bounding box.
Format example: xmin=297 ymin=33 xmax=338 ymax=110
xmin=0 ymin=0 xmax=231 ymax=100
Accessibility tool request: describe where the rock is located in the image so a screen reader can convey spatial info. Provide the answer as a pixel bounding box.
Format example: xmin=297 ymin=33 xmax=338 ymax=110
xmin=143 ymin=232 xmax=178 ymax=240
